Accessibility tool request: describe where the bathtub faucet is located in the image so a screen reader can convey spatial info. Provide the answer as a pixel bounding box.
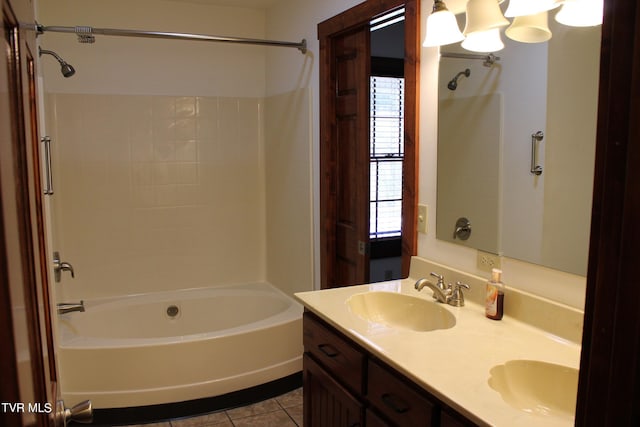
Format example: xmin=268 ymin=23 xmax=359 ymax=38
xmin=57 ymin=301 xmax=85 ymax=314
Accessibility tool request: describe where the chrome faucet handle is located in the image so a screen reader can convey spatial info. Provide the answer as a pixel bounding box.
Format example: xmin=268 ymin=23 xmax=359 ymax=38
xmin=53 ymin=251 xmax=75 ymax=283
xmin=429 ymin=272 xmax=446 ymax=300
xmin=429 ymin=272 xmax=445 ymax=288
xmin=449 ymin=281 xmax=470 ymax=307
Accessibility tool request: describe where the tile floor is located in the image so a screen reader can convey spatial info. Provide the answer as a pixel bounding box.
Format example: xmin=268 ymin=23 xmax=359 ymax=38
xmin=125 ymin=387 xmax=302 ymax=427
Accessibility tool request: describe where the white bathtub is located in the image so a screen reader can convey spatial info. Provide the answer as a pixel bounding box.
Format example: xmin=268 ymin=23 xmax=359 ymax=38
xmin=57 ymin=282 xmax=303 ymax=409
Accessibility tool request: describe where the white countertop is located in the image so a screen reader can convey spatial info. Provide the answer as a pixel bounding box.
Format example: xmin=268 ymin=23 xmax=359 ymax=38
xmin=295 ymin=277 xmax=581 ymax=427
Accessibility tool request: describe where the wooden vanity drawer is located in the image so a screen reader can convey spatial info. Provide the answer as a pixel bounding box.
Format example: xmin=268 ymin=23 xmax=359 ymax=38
xmin=303 ymin=311 xmax=365 ymax=394
xmin=367 ymin=359 xmax=437 ymax=426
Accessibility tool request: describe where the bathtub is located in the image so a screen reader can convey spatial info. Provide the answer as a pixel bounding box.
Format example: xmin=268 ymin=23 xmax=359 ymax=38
xmin=57 ymin=282 xmax=303 ymax=409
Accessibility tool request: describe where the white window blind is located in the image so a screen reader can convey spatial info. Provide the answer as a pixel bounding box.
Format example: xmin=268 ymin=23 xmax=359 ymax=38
xmin=370 ymin=76 xmax=404 ymax=239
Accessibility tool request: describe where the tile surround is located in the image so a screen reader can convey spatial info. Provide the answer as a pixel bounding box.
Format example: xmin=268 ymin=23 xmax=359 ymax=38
xmin=48 ymin=93 xmax=266 ymax=300
xmin=46 ymin=88 xmax=314 ymax=302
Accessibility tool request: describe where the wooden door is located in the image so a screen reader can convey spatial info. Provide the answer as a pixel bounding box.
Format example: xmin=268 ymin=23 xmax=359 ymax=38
xmin=1 ymin=0 xmax=58 ymax=425
xmin=327 ymin=25 xmax=371 ymax=287
xmin=319 ymin=0 xmax=419 ymax=289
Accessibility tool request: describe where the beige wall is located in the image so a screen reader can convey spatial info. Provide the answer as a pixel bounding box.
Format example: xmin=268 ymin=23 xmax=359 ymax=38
xmin=38 ymin=0 xmax=267 ymax=97
xmin=265 ymin=88 xmax=313 ymax=297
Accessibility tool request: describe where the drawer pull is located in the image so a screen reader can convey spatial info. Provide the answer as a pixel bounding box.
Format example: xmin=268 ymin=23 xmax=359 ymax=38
xmin=318 ymin=343 xmax=340 ymax=358
xmin=381 ymin=393 xmax=410 ymax=414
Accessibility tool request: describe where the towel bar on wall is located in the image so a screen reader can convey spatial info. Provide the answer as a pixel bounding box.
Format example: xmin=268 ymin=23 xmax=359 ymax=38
xmin=530 ymin=131 xmax=544 ymax=176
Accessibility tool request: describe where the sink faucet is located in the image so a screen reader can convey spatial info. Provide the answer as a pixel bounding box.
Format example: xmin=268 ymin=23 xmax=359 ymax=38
xmin=415 ymin=278 xmax=471 ymax=307
xmin=57 ymin=301 xmax=85 ymax=314
xmin=415 ymin=278 xmax=451 ymax=303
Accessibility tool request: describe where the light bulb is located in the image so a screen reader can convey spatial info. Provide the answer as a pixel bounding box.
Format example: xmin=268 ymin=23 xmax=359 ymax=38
xmin=462 ymin=28 xmax=505 ymax=52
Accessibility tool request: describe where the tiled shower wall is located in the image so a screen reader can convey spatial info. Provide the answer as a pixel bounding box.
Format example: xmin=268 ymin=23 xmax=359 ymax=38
xmin=48 ymin=94 xmax=266 ymax=300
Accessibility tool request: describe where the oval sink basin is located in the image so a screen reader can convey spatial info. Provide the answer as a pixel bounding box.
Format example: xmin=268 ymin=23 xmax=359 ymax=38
xmin=488 ymin=360 xmax=578 ymax=419
xmin=346 ymin=292 xmax=456 ymax=332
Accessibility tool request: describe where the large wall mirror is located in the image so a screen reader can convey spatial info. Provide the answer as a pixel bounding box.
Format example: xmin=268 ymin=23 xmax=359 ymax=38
xmin=436 ymin=6 xmax=601 ymax=276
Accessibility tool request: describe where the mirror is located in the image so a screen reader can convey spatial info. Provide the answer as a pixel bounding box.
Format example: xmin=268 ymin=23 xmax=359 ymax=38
xmin=436 ymin=13 xmax=601 ymax=276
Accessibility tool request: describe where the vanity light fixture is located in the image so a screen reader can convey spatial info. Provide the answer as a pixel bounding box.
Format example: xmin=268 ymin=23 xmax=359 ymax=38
xmin=555 ymin=0 xmax=604 ymax=27
xmin=462 ymin=28 xmax=505 ymax=53
xmin=504 ymin=0 xmax=562 ymax=18
xmin=463 ymin=0 xmax=509 ymax=36
xmin=505 ymin=11 xmax=552 ymax=43
xmin=423 ymin=0 xmax=464 ymax=47
xmin=432 ymin=0 xmax=603 ymax=53
xmin=461 ymin=0 xmax=508 ymax=52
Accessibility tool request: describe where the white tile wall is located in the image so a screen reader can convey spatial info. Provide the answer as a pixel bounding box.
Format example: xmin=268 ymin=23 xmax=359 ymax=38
xmin=49 ymin=94 xmax=267 ymax=299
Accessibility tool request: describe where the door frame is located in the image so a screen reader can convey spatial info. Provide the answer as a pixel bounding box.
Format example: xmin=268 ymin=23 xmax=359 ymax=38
xmin=318 ymin=0 xmax=419 ymax=289
xmin=576 ymin=0 xmax=640 ymax=424
xmin=1 ymin=0 xmax=57 ymax=425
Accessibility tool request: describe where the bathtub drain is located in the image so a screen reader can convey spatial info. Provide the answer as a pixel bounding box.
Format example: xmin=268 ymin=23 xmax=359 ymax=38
xmin=166 ymin=305 xmax=180 ymax=318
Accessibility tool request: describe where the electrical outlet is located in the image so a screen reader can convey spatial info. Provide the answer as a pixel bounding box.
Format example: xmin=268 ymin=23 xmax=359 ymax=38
xmin=417 ymin=204 xmax=428 ymax=234
xmin=477 ymin=250 xmax=501 ymax=272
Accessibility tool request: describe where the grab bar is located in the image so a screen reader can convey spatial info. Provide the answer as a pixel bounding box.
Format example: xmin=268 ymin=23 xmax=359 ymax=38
xmin=41 ymin=136 xmax=54 ymax=195
xmin=530 ymin=131 xmax=543 ymax=176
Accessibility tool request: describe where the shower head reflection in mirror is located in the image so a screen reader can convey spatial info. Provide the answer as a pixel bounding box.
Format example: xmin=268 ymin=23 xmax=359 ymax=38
xmin=447 ymin=68 xmax=471 ymax=90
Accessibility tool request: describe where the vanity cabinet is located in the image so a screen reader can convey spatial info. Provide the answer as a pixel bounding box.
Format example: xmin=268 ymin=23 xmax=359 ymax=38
xmin=303 ymin=311 xmax=478 ymax=427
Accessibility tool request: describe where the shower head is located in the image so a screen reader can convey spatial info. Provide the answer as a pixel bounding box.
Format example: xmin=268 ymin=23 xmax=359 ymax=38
xmin=448 ymin=68 xmax=470 ymax=91
xmin=39 ymin=47 xmax=76 ymax=77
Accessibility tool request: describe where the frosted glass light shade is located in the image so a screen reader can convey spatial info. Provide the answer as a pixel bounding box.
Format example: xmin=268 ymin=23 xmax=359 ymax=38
xmin=424 ymin=9 xmax=464 ymax=46
xmin=504 ymin=0 xmax=562 ymax=18
xmin=463 ymin=0 xmax=509 ymax=35
xmin=462 ymin=28 xmax=505 ymax=52
xmin=555 ymin=0 xmax=604 ymax=27
xmin=506 ymin=11 xmax=552 ymax=43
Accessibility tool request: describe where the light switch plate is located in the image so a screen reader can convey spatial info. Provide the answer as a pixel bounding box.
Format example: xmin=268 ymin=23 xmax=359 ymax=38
xmin=417 ymin=204 xmax=428 ymax=234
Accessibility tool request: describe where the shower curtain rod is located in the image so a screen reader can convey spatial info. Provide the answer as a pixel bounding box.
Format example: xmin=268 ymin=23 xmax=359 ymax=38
xmin=34 ymin=23 xmax=307 ymax=54
xmin=440 ymin=52 xmax=500 ymax=67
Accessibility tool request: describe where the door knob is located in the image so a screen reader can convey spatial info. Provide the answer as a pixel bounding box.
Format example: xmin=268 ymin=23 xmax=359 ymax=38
xmin=55 ymin=399 xmax=92 ymax=426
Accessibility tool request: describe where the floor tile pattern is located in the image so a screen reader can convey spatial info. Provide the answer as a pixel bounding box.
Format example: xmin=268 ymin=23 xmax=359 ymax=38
xmin=125 ymin=388 xmax=302 ymax=427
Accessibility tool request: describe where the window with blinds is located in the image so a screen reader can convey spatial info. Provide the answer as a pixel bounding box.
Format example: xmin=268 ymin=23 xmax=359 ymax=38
xmin=370 ymin=75 xmax=404 ymax=239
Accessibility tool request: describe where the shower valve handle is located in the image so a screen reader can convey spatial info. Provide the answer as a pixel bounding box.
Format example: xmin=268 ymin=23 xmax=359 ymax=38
xmin=53 ymin=251 xmax=75 ymax=282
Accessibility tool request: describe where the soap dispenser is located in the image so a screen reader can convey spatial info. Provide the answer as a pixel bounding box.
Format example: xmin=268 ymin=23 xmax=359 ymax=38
xmin=485 ymin=268 xmax=504 ymax=320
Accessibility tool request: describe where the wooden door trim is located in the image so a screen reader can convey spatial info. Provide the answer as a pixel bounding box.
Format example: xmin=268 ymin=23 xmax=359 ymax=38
xmin=577 ymin=0 xmax=640 ymax=425
xmin=10 ymin=9 xmax=48 ymax=402
xmin=0 ymin=9 xmax=24 ymax=425
xmin=319 ymin=0 xmax=419 ymax=288
xmin=401 ymin=0 xmax=419 ymax=279
xmin=1 ymin=1 xmax=53 ymax=424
